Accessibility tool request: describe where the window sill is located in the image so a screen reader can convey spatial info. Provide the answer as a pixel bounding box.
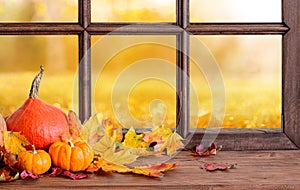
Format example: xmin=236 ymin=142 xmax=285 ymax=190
xmin=2 ymin=150 xmax=299 ymax=189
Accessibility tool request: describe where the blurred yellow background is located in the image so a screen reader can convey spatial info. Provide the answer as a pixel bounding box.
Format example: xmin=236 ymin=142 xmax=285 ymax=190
xmin=0 ymin=0 xmax=281 ymax=129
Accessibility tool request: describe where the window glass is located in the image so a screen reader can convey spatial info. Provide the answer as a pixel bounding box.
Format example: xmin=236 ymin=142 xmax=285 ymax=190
xmin=92 ymin=0 xmax=176 ymax=22
xmin=190 ymin=0 xmax=281 ymax=23
xmin=0 ymin=0 xmax=77 ymax=22
xmin=0 ymin=36 xmax=78 ymax=117
xmin=91 ymin=35 xmax=176 ymax=128
xmin=190 ymin=35 xmax=281 ymax=128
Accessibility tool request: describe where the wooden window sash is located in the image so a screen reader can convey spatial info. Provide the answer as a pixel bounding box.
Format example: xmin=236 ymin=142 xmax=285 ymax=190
xmin=0 ymin=0 xmax=298 ymax=150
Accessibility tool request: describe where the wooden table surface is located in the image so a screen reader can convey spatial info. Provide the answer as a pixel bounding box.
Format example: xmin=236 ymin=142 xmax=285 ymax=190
xmin=1 ymin=150 xmax=299 ymax=189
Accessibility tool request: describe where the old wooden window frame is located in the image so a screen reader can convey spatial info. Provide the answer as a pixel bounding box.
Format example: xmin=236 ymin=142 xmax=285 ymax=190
xmin=0 ymin=0 xmax=299 ymax=150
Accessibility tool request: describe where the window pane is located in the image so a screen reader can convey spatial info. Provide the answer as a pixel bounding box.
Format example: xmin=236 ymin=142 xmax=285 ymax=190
xmin=0 ymin=36 xmax=78 ymax=117
xmin=190 ymin=35 xmax=281 ymax=128
xmin=92 ymin=0 xmax=176 ymax=22
xmin=0 ymin=0 xmax=77 ymax=22
xmin=91 ymin=35 xmax=176 ymax=128
xmin=190 ymin=0 xmax=281 ymax=23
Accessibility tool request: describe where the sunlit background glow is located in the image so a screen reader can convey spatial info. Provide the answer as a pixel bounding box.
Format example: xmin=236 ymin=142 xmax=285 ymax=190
xmin=0 ymin=0 xmax=282 ymax=129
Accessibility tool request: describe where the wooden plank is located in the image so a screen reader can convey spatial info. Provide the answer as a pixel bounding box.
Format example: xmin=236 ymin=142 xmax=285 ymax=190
xmin=185 ymin=132 xmax=298 ymax=150
xmin=283 ymin=0 xmax=300 ymax=148
xmin=0 ymin=23 xmax=83 ymax=35
xmin=187 ymin=23 xmax=289 ymax=35
xmin=1 ymin=151 xmax=300 ymax=189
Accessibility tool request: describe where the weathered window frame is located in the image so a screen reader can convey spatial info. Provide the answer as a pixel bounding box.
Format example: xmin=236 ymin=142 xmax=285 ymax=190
xmin=0 ymin=0 xmax=298 ymax=150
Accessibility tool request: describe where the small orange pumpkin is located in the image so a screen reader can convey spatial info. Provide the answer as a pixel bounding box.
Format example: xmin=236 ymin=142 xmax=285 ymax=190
xmin=48 ymin=140 xmax=94 ymax=172
xmin=17 ymin=145 xmax=51 ymax=175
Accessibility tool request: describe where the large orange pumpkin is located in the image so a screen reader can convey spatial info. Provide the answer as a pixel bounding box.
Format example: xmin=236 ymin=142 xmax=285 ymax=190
xmin=17 ymin=145 xmax=52 ymax=175
xmin=49 ymin=140 xmax=94 ymax=172
xmin=6 ymin=66 xmax=70 ymax=150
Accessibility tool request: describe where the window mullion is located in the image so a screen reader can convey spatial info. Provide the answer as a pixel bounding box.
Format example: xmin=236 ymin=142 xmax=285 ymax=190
xmin=78 ymin=0 xmax=92 ymax=122
xmin=79 ymin=0 xmax=91 ymax=28
xmin=176 ymin=0 xmax=190 ymax=137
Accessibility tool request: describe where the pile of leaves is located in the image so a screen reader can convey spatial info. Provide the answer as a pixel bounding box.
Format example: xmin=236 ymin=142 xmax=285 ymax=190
xmin=0 ymin=111 xmax=183 ymax=182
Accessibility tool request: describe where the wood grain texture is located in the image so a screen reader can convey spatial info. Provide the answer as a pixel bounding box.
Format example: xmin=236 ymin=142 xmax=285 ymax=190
xmin=187 ymin=23 xmax=289 ymax=35
xmin=177 ymin=0 xmax=189 ymax=28
xmin=87 ymin=23 xmax=181 ymax=35
xmin=78 ymin=31 xmax=91 ymax=123
xmin=1 ymin=151 xmax=299 ymax=189
xmin=78 ymin=0 xmax=91 ymax=28
xmin=283 ymin=0 xmax=300 ymax=148
xmin=185 ymin=132 xmax=298 ymax=150
xmin=176 ymin=32 xmax=190 ymax=138
xmin=0 ymin=23 xmax=83 ymax=35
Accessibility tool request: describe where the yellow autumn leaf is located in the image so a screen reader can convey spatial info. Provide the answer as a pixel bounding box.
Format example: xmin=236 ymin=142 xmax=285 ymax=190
xmin=92 ymin=132 xmax=115 ymax=154
xmin=102 ymin=119 xmax=123 ymax=142
xmin=95 ymin=157 xmax=132 ymax=173
xmin=3 ymin=131 xmax=30 ymax=154
xmin=131 ymin=163 xmax=178 ymax=178
xmin=92 ymin=132 xmax=138 ymax=165
xmin=123 ymin=127 xmax=149 ymax=148
xmin=157 ymin=131 xmax=184 ymax=156
xmin=143 ymin=125 xmax=173 ymax=143
xmin=87 ymin=156 xmax=177 ymax=178
xmin=81 ymin=113 xmax=104 ymax=145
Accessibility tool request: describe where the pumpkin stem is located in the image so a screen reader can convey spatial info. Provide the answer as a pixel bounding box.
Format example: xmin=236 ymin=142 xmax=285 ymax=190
xmin=32 ymin=144 xmax=37 ymax=154
xmin=29 ymin=65 xmax=44 ymax=99
xmin=68 ymin=140 xmax=75 ymax=148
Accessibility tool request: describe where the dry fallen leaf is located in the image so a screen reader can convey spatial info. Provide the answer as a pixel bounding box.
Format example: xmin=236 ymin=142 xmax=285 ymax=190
xmin=102 ymin=119 xmax=123 ymax=142
xmin=131 ymin=163 xmax=178 ymax=178
xmin=67 ymin=110 xmax=83 ymax=140
xmin=0 ymin=114 xmax=7 ymax=146
xmin=143 ymin=125 xmax=172 ymax=144
xmin=87 ymin=156 xmax=177 ymax=178
xmin=3 ymin=131 xmax=30 ymax=155
xmin=157 ymin=131 xmax=184 ymax=156
xmin=0 ymin=167 xmax=19 ymax=182
xmin=63 ymin=171 xmax=89 ymax=180
xmin=81 ymin=113 xmax=104 ymax=145
xmin=201 ymin=163 xmax=236 ymax=171
xmin=20 ymin=170 xmax=40 ymax=179
xmin=92 ymin=133 xmax=138 ymax=165
xmin=123 ymin=127 xmax=149 ymax=148
xmin=191 ymin=143 xmax=222 ymax=157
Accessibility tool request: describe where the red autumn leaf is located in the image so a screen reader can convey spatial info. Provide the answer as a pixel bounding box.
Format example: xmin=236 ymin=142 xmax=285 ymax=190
xmin=0 ymin=167 xmax=19 ymax=182
xmin=201 ymin=163 xmax=236 ymax=171
xmin=20 ymin=170 xmax=40 ymax=179
xmin=63 ymin=171 xmax=88 ymax=180
xmin=191 ymin=143 xmax=222 ymax=157
xmin=0 ymin=146 xmax=17 ymax=169
xmin=47 ymin=167 xmax=64 ymax=177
